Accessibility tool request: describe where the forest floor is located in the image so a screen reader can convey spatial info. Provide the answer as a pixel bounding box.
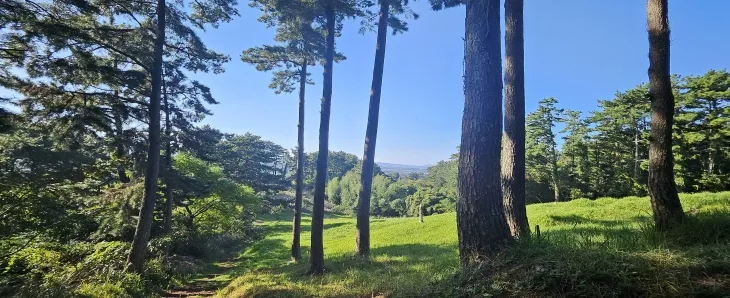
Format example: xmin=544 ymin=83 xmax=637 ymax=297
xmin=199 ymin=192 xmax=730 ymax=297
xmin=165 ymin=259 xmax=244 ymax=297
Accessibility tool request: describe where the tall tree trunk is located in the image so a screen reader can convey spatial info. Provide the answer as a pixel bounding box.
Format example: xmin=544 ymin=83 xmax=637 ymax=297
xmin=501 ymin=0 xmax=528 ymax=239
xmin=291 ymin=61 xmax=306 ymax=261
xmin=646 ymin=0 xmax=684 ymax=231
xmin=356 ymin=0 xmax=389 ymax=258
xmin=457 ymin=0 xmax=511 ymax=266
xmin=113 ymin=100 xmax=130 ymax=183
xmin=634 ymin=124 xmax=641 ymax=184
xmin=309 ymin=3 xmax=335 ymax=275
xmin=551 ymin=142 xmax=560 ymax=202
xmin=162 ymin=76 xmax=174 ymax=235
xmin=126 ymin=0 xmax=165 ymax=273
xmin=110 ymin=24 xmax=129 ymax=184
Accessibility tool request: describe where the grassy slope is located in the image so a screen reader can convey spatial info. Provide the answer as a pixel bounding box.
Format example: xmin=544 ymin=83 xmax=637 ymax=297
xmin=218 ymin=192 xmax=730 ymax=297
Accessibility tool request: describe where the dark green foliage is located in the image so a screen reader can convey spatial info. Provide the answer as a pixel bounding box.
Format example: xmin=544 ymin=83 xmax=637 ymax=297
xmin=519 ymin=70 xmax=730 ymax=202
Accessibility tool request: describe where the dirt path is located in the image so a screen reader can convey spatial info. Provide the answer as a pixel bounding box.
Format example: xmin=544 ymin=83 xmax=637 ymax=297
xmin=164 ymin=260 xmax=241 ymax=298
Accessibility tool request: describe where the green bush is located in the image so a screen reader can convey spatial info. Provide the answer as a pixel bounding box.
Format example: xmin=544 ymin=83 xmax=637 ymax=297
xmin=3 ymin=241 xmax=170 ymax=298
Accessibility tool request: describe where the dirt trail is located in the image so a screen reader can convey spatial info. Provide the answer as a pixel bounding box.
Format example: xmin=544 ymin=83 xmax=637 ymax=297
xmin=164 ymin=260 xmax=240 ymax=298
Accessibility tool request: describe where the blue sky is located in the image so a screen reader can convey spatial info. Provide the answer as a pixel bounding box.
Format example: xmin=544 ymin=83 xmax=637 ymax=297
xmin=195 ymin=0 xmax=730 ymax=165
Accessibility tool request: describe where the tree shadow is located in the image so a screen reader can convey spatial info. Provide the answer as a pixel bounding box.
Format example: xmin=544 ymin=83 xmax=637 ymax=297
xmin=548 ymin=214 xmax=631 ymax=227
xmin=264 ymin=221 xmax=349 ymax=235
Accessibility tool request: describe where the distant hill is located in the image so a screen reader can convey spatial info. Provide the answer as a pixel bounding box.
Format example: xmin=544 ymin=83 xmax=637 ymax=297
xmin=376 ymin=162 xmax=430 ymax=175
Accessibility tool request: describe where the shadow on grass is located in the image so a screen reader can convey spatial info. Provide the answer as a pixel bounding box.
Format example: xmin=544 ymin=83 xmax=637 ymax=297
xmin=548 ymin=214 xmax=633 ymax=227
xmin=428 ymin=211 xmax=730 ymax=298
xmin=229 ymin=243 xmax=458 ymax=297
xmin=263 ymin=221 xmax=350 ymax=235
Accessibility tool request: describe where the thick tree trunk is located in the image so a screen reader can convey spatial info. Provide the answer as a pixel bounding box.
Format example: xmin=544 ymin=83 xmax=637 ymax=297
xmin=356 ymin=0 xmax=389 ymax=258
xmin=126 ymin=0 xmax=165 ymax=273
xmin=501 ymin=0 xmax=528 ymax=239
xmin=310 ymin=3 xmax=335 ymax=275
xmin=646 ymin=0 xmax=684 ymax=231
xmin=291 ymin=61 xmax=306 ymax=261
xmin=457 ymin=0 xmax=511 ymax=266
xmin=162 ymin=77 xmax=173 ymax=235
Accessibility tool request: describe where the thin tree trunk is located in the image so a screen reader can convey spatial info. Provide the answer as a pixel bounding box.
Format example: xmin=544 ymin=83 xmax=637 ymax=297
xmin=418 ymin=203 xmax=423 ymax=223
xmin=646 ymin=0 xmax=684 ymax=231
xmin=634 ymin=124 xmax=641 ymax=184
xmin=356 ymin=0 xmax=389 ymax=258
xmin=162 ymin=76 xmax=174 ymax=235
xmin=309 ymin=3 xmax=335 ymax=275
xmin=457 ymin=0 xmax=511 ymax=266
xmin=113 ymin=100 xmax=130 ymax=183
xmin=126 ymin=0 xmax=165 ymax=273
xmin=551 ymin=143 xmax=560 ymax=202
xmin=501 ymin=0 xmax=528 ymax=239
xmin=291 ymin=61 xmax=306 ymax=261
xmin=110 ymin=22 xmax=129 ymax=184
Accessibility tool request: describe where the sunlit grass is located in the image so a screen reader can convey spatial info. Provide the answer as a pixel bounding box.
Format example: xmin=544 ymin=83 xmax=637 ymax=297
xmin=218 ymin=192 xmax=730 ymax=297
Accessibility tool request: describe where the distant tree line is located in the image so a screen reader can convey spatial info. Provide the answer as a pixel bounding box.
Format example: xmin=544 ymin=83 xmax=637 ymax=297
xmin=526 ymin=70 xmax=730 ymax=203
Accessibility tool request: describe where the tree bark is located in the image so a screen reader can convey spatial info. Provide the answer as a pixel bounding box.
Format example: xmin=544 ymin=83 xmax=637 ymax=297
xmin=646 ymin=0 xmax=684 ymax=231
xmin=162 ymin=76 xmax=173 ymax=235
xmin=126 ymin=0 xmax=165 ymax=273
xmin=356 ymin=0 xmax=389 ymax=259
xmin=457 ymin=0 xmax=511 ymax=266
xmin=291 ymin=61 xmax=306 ymax=261
xmin=309 ymin=2 xmax=335 ymax=275
xmin=501 ymin=0 xmax=528 ymax=239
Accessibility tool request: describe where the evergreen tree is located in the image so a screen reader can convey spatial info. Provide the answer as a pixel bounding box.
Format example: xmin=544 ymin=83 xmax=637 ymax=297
xmin=675 ymin=70 xmax=730 ymax=191
xmin=126 ymin=0 xmax=166 ymax=273
xmin=559 ymin=110 xmax=591 ymax=199
xmin=646 ymin=0 xmax=684 ymax=231
xmin=356 ymin=0 xmax=417 ymax=258
xmin=431 ymin=0 xmax=511 ymax=265
xmin=243 ymin=0 xmax=334 ymax=260
xmin=526 ymin=97 xmax=563 ymax=202
xmin=501 ymin=0 xmax=528 ymax=239
xmin=308 ymin=0 xmax=371 ymax=274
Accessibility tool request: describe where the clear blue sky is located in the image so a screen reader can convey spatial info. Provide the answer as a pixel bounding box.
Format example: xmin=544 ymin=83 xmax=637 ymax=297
xmin=195 ymin=0 xmax=730 ymax=165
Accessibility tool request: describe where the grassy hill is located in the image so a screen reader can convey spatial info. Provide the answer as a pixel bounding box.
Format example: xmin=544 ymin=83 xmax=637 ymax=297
xmin=215 ymin=192 xmax=730 ymax=297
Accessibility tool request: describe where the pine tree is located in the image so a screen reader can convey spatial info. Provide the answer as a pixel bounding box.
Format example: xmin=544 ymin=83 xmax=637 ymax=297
xmin=431 ymin=0 xmax=511 ymax=265
xmin=245 ymin=0 xmax=333 ymax=261
xmin=675 ymin=70 xmax=730 ymax=191
xmin=126 ymin=0 xmax=166 ymax=272
xmin=646 ymin=0 xmax=684 ymax=231
xmin=526 ymin=97 xmax=563 ymax=202
xmin=356 ymin=0 xmax=417 ymax=258
xmin=501 ymin=0 xmax=528 ymax=239
xmin=309 ymin=0 xmax=370 ymax=274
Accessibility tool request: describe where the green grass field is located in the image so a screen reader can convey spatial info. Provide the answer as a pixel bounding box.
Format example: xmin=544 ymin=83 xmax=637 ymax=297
xmin=215 ymin=192 xmax=730 ymax=297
